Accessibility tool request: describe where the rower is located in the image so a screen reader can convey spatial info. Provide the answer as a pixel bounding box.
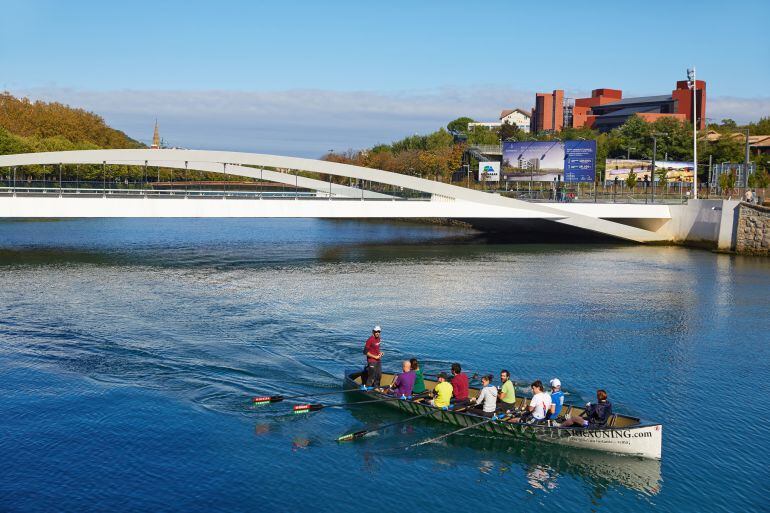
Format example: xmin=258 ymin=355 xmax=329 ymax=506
xmin=470 ymin=374 xmax=498 ymax=417
xmin=497 ymin=369 xmax=516 ymax=412
xmin=410 ymin=358 xmax=426 ymax=394
xmin=548 ymin=378 xmax=564 ymax=420
xmin=362 ymin=325 xmax=383 ymax=388
xmin=560 ymin=389 xmax=612 ymax=428
xmin=511 ymin=380 xmax=551 ymax=424
xmin=450 ymin=363 xmax=470 ymax=408
xmin=386 ymin=360 xmax=416 ymax=396
xmin=429 ymin=372 xmax=453 ymax=408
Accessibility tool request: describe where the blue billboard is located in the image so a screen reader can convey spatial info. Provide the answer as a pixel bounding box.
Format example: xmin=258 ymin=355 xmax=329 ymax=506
xmin=564 ymin=140 xmax=596 ymax=183
xmin=501 ymin=140 xmax=596 ymax=182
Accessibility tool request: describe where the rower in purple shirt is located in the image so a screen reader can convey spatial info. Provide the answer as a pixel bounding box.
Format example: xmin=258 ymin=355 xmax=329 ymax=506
xmin=387 ymin=360 xmax=416 ymax=396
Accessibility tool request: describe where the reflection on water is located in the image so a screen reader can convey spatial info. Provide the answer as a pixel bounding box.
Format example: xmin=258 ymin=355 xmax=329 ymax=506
xmin=344 ymin=406 xmax=661 ymax=496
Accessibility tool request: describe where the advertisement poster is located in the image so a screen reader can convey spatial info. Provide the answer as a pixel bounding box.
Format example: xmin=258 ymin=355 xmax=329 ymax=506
xmin=501 ymin=140 xmax=596 ymax=182
xmin=477 ymin=161 xmax=500 ymax=182
xmin=604 ymin=159 xmax=694 ymax=183
xmin=564 ymin=140 xmax=596 ymax=182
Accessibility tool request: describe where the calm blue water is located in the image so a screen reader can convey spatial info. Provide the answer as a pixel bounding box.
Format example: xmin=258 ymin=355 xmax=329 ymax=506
xmin=1 ymin=218 xmax=768 ymax=512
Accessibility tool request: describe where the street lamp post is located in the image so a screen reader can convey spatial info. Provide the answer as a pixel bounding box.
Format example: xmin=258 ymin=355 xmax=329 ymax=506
xmin=650 ymin=132 xmax=667 ymax=204
xmin=707 ymin=154 xmax=713 ymax=196
xmin=651 ymin=136 xmax=657 ymax=204
xmin=687 ymin=67 xmax=698 ymax=199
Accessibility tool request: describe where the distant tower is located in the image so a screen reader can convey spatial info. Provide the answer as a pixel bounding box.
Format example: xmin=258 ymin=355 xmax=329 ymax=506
xmin=151 ymin=120 xmax=160 ymax=149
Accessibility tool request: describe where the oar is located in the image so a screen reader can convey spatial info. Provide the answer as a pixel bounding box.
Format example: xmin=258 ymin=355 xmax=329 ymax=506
xmin=337 ymin=409 xmax=436 ymax=442
xmin=252 ymin=388 xmax=354 ymax=405
xmin=293 ymin=391 xmax=429 ymax=414
xmin=404 ymin=413 xmax=511 ymax=449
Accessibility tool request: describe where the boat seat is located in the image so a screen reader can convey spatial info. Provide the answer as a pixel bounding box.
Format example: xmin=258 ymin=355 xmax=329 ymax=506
xmin=606 ymin=414 xmax=618 ymax=427
xmin=551 ymin=405 xmax=571 ymax=422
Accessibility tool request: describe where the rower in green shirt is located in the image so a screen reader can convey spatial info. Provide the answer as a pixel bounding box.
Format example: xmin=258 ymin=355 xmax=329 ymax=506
xmin=498 ymin=369 xmax=516 ymax=411
xmin=410 ymin=358 xmax=426 ymax=394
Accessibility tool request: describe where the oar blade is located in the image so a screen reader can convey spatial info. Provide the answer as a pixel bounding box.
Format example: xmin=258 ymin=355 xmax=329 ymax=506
xmin=252 ymin=395 xmax=284 ymax=405
xmin=337 ymin=429 xmax=368 ymax=442
xmin=293 ymin=404 xmax=324 ymax=414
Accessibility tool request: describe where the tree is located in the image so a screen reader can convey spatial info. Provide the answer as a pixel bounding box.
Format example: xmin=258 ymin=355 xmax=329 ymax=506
xmin=446 ymin=117 xmax=475 ymax=134
xmin=466 ymin=125 xmax=499 ymax=146
xmin=747 ymin=116 xmax=770 ymax=136
xmin=719 ymin=168 xmax=737 ymax=194
xmin=626 ymin=170 xmax=638 ymax=190
xmin=500 ymin=121 xmax=525 ymax=141
xmin=649 ymin=117 xmax=694 ymax=161
xmin=425 ymin=128 xmax=454 ymax=150
xmin=720 ymin=119 xmax=737 ymax=129
xmin=701 ymin=135 xmax=744 ymax=166
xmin=748 ymin=169 xmax=770 ymax=189
xmin=616 ymin=115 xmax=651 ymax=156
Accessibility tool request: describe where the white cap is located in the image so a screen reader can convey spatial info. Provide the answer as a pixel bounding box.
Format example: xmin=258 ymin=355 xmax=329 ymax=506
xmin=373 ymin=325 xmax=381 ymax=332
xmin=550 ymin=378 xmax=561 ymax=388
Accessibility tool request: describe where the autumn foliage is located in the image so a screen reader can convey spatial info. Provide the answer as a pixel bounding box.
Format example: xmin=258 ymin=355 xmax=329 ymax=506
xmin=0 ymin=92 xmax=142 ymax=155
xmin=323 ymin=128 xmax=465 ymax=183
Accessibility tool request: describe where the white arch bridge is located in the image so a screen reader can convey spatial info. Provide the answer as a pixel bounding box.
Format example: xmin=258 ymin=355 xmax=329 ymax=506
xmin=0 ymin=149 xmax=675 ymax=242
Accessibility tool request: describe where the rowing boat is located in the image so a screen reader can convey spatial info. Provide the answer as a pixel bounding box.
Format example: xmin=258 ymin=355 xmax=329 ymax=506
xmin=343 ymin=369 xmax=662 ymax=460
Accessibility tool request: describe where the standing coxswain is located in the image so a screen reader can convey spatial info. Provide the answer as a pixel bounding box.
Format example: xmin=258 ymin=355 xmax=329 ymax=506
xmin=362 ymin=325 xmax=383 ymax=387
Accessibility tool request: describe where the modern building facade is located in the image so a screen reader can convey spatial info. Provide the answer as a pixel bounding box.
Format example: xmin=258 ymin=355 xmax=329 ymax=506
xmin=530 ymin=80 xmax=706 ymax=133
xmin=530 ymin=90 xmax=564 ymax=133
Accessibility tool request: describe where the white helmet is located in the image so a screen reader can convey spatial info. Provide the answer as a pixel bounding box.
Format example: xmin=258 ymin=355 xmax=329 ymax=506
xmin=373 ymin=325 xmax=381 ymax=332
xmin=550 ymin=378 xmax=561 ymax=388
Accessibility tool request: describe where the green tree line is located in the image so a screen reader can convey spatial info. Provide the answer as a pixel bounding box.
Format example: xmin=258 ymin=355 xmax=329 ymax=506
xmin=325 ymin=113 xmax=769 ymax=186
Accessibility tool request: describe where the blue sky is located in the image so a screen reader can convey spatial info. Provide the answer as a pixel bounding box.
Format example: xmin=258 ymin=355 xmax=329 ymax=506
xmin=2 ymin=0 xmax=769 ymax=156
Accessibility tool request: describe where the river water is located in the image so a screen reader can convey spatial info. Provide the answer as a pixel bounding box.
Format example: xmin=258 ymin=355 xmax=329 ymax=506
xmin=0 ymin=218 xmax=768 ymax=512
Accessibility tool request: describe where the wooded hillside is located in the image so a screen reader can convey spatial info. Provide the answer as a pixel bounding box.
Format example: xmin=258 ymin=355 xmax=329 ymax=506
xmin=0 ymin=92 xmax=142 ymax=154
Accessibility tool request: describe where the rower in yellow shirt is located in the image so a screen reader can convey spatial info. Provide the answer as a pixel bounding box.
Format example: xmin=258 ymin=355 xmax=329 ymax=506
xmin=430 ymin=372 xmax=453 ymax=408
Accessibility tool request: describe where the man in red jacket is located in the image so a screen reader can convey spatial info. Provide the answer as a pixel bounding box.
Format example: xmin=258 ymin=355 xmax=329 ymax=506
xmin=363 ymin=325 xmax=383 ymax=387
xmin=450 ymin=363 xmax=470 ymax=408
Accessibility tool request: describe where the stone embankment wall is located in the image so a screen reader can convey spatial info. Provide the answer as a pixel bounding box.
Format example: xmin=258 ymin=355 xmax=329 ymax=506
xmin=736 ymin=202 xmax=770 ymax=256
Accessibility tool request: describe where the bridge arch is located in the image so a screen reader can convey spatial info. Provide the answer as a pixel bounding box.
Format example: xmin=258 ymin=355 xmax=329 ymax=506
xmin=0 ymin=149 xmax=667 ymax=242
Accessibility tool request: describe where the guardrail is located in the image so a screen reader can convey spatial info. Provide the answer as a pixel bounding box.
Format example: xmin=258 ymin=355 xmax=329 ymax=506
xmin=0 ymin=186 xmax=432 ymax=201
xmin=468 ymin=144 xmax=502 ymax=154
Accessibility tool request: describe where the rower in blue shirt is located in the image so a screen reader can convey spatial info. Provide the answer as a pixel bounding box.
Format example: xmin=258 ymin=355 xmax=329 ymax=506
xmin=548 ymin=378 xmax=565 ymax=420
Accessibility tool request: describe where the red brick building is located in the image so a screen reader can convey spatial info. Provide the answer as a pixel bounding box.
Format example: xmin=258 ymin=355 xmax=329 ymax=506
xmin=530 ymin=81 xmax=706 ymax=133
xmin=531 ymin=90 xmax=564 ymax=132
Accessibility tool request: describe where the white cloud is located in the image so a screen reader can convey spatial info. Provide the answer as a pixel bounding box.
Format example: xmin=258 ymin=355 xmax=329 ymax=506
xmin=9 ymin=87 xmax=534 ymax=157
xmin=707 ymin=96 xmax=770 ymax=124
xmin=8 ymin=87 xmax=769 ymax=158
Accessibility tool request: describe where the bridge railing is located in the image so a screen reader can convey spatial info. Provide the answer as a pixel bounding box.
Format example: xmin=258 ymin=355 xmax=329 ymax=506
xmin=3 ymin=177 xmax=737 ymax=204
xmin=0 ymin=179 xmax=434 ymax=201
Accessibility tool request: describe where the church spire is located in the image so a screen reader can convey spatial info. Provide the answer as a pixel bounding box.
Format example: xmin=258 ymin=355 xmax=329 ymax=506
xmin=151 ymin=119 xmax=160 ymax=149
